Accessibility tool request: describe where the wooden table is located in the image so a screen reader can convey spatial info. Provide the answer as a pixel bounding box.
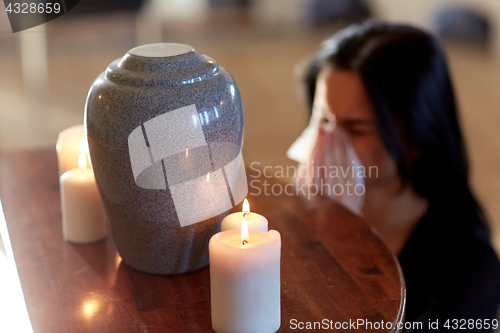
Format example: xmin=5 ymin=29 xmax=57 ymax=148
xmin=0 ymin=149 xmax=405 ymax=332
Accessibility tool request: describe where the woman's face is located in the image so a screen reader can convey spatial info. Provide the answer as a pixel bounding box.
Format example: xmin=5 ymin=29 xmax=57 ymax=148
xmin=315 ymin=67 xmax=399 ymax=189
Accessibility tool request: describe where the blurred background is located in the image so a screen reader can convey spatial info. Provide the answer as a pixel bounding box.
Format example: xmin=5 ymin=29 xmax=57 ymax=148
xmin=1 ymin=0 xmax=500 ymax=254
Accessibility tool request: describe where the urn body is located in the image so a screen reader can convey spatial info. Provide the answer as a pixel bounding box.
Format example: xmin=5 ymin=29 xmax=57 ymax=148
xmin=85 ymin=43 xmax=246 ymax=274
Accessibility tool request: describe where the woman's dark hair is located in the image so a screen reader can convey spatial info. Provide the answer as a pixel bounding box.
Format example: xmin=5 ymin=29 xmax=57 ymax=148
xmin=303 ymin=20 xmax=485 ymax=222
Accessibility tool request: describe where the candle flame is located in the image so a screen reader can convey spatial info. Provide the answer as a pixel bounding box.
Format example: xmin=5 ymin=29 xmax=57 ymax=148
xmin=78 ymin=152 xmax=87 ymax=171
xmin=242 ymin=198 xmax=250 ymax=215
xmin=185 ymin=149 xmax=188 ymax=157
xmin=241 ymin=217 xmax=249 ymax=245
xmin=79 ymin=139 xmax=89 ymax=153
xmin=206 ymin=172 xmax=210 ymax=182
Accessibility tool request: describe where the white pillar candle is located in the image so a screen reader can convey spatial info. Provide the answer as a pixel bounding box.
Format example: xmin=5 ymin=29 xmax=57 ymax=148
xmin=221 ymin=198 xmax=268 ymax=232
xmin=56 ymin=125 xmax=87 ymax=176
xmin=209 ymin=221 xmax=281 ymax=333
xmin=60 ymin=153 xmax=106 ymax=243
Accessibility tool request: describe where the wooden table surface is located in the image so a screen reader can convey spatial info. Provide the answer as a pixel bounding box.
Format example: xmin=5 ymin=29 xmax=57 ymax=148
xmin=0 ymin=148 xmax=405 ymax=332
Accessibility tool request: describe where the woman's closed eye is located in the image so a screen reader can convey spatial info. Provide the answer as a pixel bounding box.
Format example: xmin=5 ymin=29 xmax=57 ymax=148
xmin=339 ymin=119 xmax=377 ymax=136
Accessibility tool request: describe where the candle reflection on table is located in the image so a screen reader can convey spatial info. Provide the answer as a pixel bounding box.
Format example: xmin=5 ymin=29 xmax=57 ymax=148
xmin=82 ymin=299 xmax=100 ymax=319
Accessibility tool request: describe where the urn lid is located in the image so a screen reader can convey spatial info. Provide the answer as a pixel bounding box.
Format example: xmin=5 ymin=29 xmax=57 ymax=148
xmin=105 ymin=43 xmax=219 ymax=87
xmin=85 ymin=43 xmax=242 ymax=151
xmin=128 ymin=43 xmax=193 ymax=57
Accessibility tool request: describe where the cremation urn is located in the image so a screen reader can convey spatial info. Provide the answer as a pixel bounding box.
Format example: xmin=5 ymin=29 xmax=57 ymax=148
xmin=85 ymin=43 xmax=247 ymax=274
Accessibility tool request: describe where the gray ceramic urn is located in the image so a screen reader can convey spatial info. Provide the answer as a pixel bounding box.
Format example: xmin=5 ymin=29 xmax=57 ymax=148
xmin=85 ymin=43 xmax=248 ymax=274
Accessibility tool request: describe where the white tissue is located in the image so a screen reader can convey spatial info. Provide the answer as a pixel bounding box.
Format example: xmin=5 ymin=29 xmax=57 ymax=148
xmin=287 ymin=107 xmax=365 ymax=215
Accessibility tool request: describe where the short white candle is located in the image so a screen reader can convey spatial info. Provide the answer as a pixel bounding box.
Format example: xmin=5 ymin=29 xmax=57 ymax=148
xmin=209 ymin=220 xmax=281 ymax=333
xmin=60 ymin=153 xmax=106 ymax=243
xmin=221 ymin=199 xmax=268 ymax=232
xmin=56 ymin=125 xmax=87 ymax=176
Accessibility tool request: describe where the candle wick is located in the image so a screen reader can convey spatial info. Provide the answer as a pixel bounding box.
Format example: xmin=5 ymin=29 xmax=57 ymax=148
xmin=243 ymin=212 xmax=249 ymax=218
xmin=242 ymin=240 xmax=248 ymax=245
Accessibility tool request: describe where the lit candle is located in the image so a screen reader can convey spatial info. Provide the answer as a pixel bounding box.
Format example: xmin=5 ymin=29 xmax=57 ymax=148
xmin=221 ymin=198 xmax=268 ymax=232
xmin=209 ymin=223 xmax=281 ymax=333
xmin=56 ymin=125 xmax=87 ymax=176
xmin=60 ymin=148 xmax=106 ymax=244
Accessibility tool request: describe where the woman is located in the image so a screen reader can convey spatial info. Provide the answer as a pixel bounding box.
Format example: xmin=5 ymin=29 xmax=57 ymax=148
xmin=297 ymin=21 xmax=500 ymax=327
